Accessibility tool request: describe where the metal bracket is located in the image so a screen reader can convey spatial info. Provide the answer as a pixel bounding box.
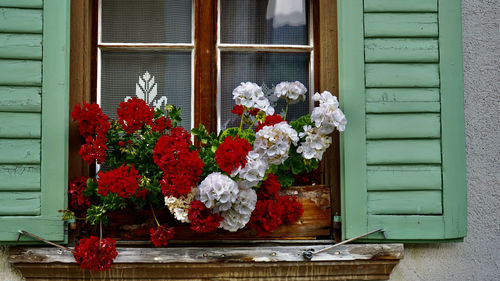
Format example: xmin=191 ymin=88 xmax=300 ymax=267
xmin=303 ymin=228 xmax=386 ymax=260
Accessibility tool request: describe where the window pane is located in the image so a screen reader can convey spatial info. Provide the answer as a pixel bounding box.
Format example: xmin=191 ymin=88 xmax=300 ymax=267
xmin=101 ymin=0 xmax=192 ymax=43
xmin=101 ymin=51 xmax=191 ymax=128
xmin=220 ymin=52 xmax=309 ymax=129
xmin=221 ymin=0 xmax=308 ymax=45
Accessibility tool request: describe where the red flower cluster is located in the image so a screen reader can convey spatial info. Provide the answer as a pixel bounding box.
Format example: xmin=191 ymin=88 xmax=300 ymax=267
xmin=188 ymin=200 xmax=222 ymax=233
xmin=73 ymin=236 xmax=118 ymax=273
xmin=68 ymin=177 xmax=92 ymax=212
xmin=97 ymin=164 xmax=140 ymax=199
xmin=277 ymin=195 xmax=304 ymax=224
xmin=250 ymin=175 xmax=303 ymax=236
xmin=150 ymin=225 xmax=175 ymax=247
xmin=248 ymin=199 xmax=283 ymax=236
xmin=72 ymin=102 xmax=110 ymax=138
xmin=256 ymin=114 xmax=284 ymax=132
xmin=117 ymin=98 xmax=154 ymax=134
xmin=80 ymin=136 xmax=108 ymax=164
xmin=215 ymin=136 xmax=252 ymax=174
xmin=232 ymin=105 xmax=244 ymax=116
xmin=249 ymin=108 xmax=261 ymax=116
xmin=151 ymin=116 xmax=172 ymax=133
xmin=153 ymin=128 xmax=204 ymax=198
xmin=257 ymin=173 xmax=281 ymax=199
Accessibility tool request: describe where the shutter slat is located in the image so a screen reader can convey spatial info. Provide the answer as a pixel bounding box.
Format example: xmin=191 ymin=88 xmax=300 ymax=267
xmin=365 ymin=64 xmax=440 ymax=87
xmin=367 ymin=140 xmax=441 ymax=164
xmin=0 ymin=34 xmax=42 ymax=59
xmin=367 ymin=165 xmax=442 ymax=191
xmin=366 ymin=88 xmax=440 ymax=113
xmin=368 ymin=191 xmax=442 ymax=215
xmin=0 ymin=139 xmax=40 ymax=163
xmin=366 ymin=113 xmax=440 ymax=139
xmin=0 ymin=59 xmax=42 ymax=86
xmin=364 ymin=0 xmax=437 ymax=12
xmin=0 ymin=112 xmax=40 ymax=138
xmin=367 ymin=215 xmax=445 ymax=240
xmin=365 ymin=39 xmax=438 ymax=62
xmin=0 ymin=0 xmax=43 ymax=9
xmin=364 ymin=13 xmax=438 ymax=37
xmin=0 ymin=8 xmax=42 ymax=33
xmin=0 ymin=191 xmax=40 ymax=215
xmin=0 ymin=86 xmax=41 ymax=112
xmin=0 ymin=165 xmax=40 ymax=191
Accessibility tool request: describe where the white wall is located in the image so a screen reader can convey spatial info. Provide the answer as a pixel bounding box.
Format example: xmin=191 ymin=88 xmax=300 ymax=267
xmin=392 ymin=0 xmax=500 ymax=280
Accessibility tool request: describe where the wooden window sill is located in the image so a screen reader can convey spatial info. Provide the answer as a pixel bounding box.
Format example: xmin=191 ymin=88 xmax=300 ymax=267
xmin=9 ymin=244 xmax=403 ymax=280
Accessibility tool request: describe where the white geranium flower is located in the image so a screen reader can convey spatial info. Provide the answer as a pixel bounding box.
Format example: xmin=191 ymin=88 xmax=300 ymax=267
xmin=164 ymin=188 xmax=197 ymax=223
xmin=197 ymin=172 xmax=239 ymax=213
xmin=297 ymin=125 xmax=333 ymax=160
xmin=233 ymin=151 xmax=269 ymax=189
xmin=232 ymin=82 xmax=275 ymax=115
xmin=274 ymin=81 xmax=307 ymax=104
xmin=253 ymin=121 xmax=299 ymax=165
xmin=311 ymin=91 xmax=347 ymax=134
xmin=219 ymin=189 xmax=257 ymax=232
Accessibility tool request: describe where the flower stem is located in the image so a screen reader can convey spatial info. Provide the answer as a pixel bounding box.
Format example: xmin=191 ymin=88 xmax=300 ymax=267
xmin=248 ymin=117 xmax=259 ymax=130
xmin=18 ymin=230 xmax=75 ymax=253
xmin=150 ymin=203 xmax=160 ymax=227
xmin=284 ymin=101 xmax=290 ymax=121
xmin=239 ymin=108 xmax=246 ymax=132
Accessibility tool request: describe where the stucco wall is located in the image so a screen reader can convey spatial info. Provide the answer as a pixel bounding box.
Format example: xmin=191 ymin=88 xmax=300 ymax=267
xmin=1 ymin=0 xmax=499 ymax=280
xmin=391 ymin=0 xmax=500 ymax=280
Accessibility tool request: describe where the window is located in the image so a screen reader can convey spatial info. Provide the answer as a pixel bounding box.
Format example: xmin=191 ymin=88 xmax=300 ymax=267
xmin=81 ymin=0 xmax=342 ymax=241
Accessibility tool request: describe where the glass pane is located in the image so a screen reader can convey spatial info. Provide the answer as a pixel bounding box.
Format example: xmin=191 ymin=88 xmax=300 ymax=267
xmin=220 ymin=52 xmax=309 ymax=129
xmin=221 ymin=0 xmax=308 ymax=45
xmin=101 ymin=51 xmax=191 ymax=128
xmin=101 ymin=0 xmax=192 ymax=43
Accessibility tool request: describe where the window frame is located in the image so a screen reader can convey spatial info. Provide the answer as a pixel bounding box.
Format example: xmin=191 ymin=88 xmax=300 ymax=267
xmin=70 ymin=0 xmax=341 ymax=242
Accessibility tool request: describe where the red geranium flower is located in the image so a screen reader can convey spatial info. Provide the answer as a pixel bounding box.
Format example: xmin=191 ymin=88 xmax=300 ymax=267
xmin=215 ymin=136 xmax=252 ymax=175
xmin=150 ymin=116 xmax=172 ymax=133
xmin=72 ymin=102 xmax=110 ymax=138
xmin=256 ymin=114 xmax=284 ymax=132
xmin=257 ymin=173 xmax=281 ymax=199
xmin=231 ymin=105 xmax=245 ymax=116
xmin=150 ymin=225 xmax=175 ymax=247
xmin=153 ymin=128 xmax=204 ymax=197
xmin=249 ymin=108 xmax=261 ymax=116
xmin=135 ymin=187 xmax=150 ymax=200
xmin=117 ymin=98 xmax=154 ymax=134
xmin=277 ymin=195 xmax=303 ymax=224
xmin=188 ymin=200 xmax=222 ymax=233
xmin=73 ymin=236 xmax=118 ymax=273
xmin=68 ymin=177 xmax=92 ymax=212
xmin=97 ymin=164 xmax=140 ymax=199
xmin=248 ymin=199 xmax=284 ymax=236
xmin=79 ymin=136 xmax=107 ymax=164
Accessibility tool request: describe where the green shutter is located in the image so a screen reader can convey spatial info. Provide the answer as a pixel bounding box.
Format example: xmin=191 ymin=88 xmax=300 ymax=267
xmin=339 ymin=0 xmax=466 ymax=241
xmin=0 ymin=0 xmax=70 ymax=243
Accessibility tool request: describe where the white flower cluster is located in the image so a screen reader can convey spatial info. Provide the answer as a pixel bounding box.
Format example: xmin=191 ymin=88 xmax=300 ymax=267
xmin=232 ymin=151 xmax=269 ymax=189
xmin=297 ymin=125 xmax=332 ymax=160
xmin=164 ymin=188 xmax=197 ymax=223
xmin=232 ymin=82 xmax=275 ymax=115
xmin=198 ymin=172 xmax=239 ymax=213
xmin=311 ymin=91 xmax=347 ymax=134
xmin=253 ymin=121 xmax=299 ymax=165
xmin=219 ymin=189 xmax=257 ymax=232
xmin=274 ymin=81 xmax=307 ymax=104
xmin=196 ymin=172 xmax=257 ymax=232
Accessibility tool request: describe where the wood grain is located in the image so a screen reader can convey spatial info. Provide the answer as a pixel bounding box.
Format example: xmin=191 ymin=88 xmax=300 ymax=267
xmin=0 ymin=112 xmax=40 ymax=138
xmin=0 ymin=7 xmax=42 ymax=33
xmin=364 ymin=13 xmax=438 ymax=38
xmin=366 ymin=88 xmax=440 ymax=113
xmin=0 ymin=59 xmax=42 ymax=86
xmin=0 ymin=139 xmax=40 ymax=164
xmin=0 ymin=191 xmax=40 ymax=215
xmin=0 ymin=33 xmax=42 ymax=59
xmin=0 ymin=165 xmax=40 ymax=191
xmin=365 ymin=38 xmax=438 ymax=62
xmin=368 ymin=190 xmax=442 ymax=215
xmin=0 ymin=86 xmax=41 ymax=112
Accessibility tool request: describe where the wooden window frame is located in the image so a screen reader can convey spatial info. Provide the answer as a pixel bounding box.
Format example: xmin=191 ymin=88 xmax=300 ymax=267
xmin=70 ymin=0 xmax=341 ymax=242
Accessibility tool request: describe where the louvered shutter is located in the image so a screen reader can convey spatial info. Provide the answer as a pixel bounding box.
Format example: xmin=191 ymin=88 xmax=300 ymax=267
xmin=339 ymin=0 xmax=466 ymax=241
xmin=0 ymin=0 xmax=70 ymax=243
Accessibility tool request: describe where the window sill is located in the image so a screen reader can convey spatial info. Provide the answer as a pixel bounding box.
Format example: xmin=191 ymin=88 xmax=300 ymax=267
xmin=10 ymin=244 xmax=403 ymax=280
